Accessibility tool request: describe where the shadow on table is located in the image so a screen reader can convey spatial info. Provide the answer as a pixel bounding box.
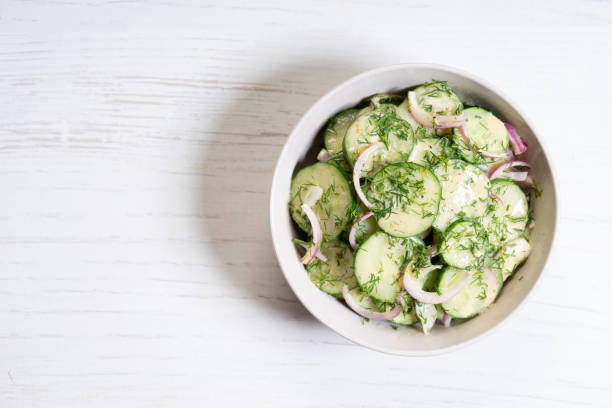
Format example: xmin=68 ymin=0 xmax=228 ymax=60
xmin=199 ymin=59 xmax=365 ymax=322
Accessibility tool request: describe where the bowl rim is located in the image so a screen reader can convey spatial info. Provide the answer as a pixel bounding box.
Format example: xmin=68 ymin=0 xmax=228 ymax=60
xmin=269 ymin=63 xmax=560 ymax=356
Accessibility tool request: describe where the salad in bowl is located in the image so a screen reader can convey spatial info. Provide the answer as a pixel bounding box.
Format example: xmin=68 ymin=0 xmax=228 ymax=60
xmin=288 ymin=80 xmax=538 ymax=335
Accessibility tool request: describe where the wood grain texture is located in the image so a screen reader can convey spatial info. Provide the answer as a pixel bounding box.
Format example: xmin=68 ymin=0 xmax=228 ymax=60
xmin=1 ymin=0 xmax=611 ymax=406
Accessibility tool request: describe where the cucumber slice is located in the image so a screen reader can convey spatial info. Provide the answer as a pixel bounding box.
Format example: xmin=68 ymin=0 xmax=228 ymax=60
xmin=354 ymin=231 xmax=409 ymax=302
xmin=357 ymin=105 xmax=373 ymax=116
xmin=326 ymin=153 xmax=351 ymax=173
xmin=392 ymin=291 xmax=417 ymax=325
xmin=495 ymin=235 xmax=531 ymax=281
xmin=438 ymin=266 xmax=502 ymax=318
xmin=432 ymin=159 xmax=491 ymax=232
xmin=324 ymin=109 xmax=360 ymax=155
xmin=440 ymin=219 xmax=488 ymax=269
xmin=452 ymin=107 xmax=509 ymax=164
xmin=343 ymin=106 xmax=415 ymax=176
xmin=435 ymin=304 xmax=445 ymax=320
xmin=367 ymin=162 xmax=441 ymax=237
xmin=408 ymin=136 xmax=446 ymax=167
xmin=484 ymin=179 xmax=529 ymax=248
xmin=289 ymin=162 xmax=354 ymax=240
xmin=370 ymin=94 xmax=403 ymax=107
xmin=306 ymin=241 xmax=357 ymax=297
xmin=412 ymin=80 xmax=463 ymax=121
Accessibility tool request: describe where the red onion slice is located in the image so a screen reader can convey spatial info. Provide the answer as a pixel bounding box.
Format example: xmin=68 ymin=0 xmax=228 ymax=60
xmin=517 ymin=175 xmax=535 ymax=190
xmin=408 ymin=91 xmax=433 ymax=128
xmin=299 ymin=203 xmax=324 ymax=264
xmin=402 ymin=265 xmax=468 ymax=304
xmin=490 ymin=192 xmax=503 ymax=205
xmin=433 ymin=113 xmax=466 ymax=129
xmin=505 ymin=123 xmax=528 ymax=155
xmin=477 ymin=164 xmax=491 ymax=173
xmin=397 ymin=293 xmax=407 ymax=308
xmin=441 ymin=313 xmax=452 ymax=327
xmin=300 ymin=244 xmax=327 ymax=264
xmin=300 ymin=246 xmax=324 ymax=264
xmin=348 ymin=211 xmax=374 ymax=250
xmin=295 ymin=240 xmax=327 ymax=263
xmin=317 ymin=148 xmax=331 ymax=162
xmin=408 ymin=91 xmax=465 ymax=129
xmin=502 ymin=171 xmax=528 ymax=182
xmin=481 ymin=150 xmax=510 ymax=159
xmin=314 ymin=251 xmax=326 ymax=262
xmin=489 ymin=160 xmax=531 ymax=180
xmin=353 ymin=143 xmax=383 ymax=208
xmin=342 ymin=286 xmax=402 ymax=321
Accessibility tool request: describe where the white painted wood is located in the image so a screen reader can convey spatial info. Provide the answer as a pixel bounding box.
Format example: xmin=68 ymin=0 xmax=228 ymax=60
xmin=0 ymin=0 xmax=610 ymax=406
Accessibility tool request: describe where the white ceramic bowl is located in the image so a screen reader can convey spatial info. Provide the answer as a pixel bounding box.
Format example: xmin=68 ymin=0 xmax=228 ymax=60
xmin=269 ymin=64 xmax=558 ymax=356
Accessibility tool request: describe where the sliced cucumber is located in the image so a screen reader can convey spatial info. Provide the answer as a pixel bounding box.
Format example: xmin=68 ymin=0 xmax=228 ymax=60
xmin=326 ymin=153 xmax=351 ymax=173
xmin=343 ymin=106 xmax=415 ymax=176
xmin=435 ymin=304 xmax=445 ymax=320
xmin=438 ymin=266 xmax=502 ymax=318
xmin=412 ymin=80 xmax=463 ymax=123
xmin=357 ymin=105 xmax=373 ymax=116
xmin=484 ymin=179 xmax=529 ymax=249
xmin=495 ymin=235 xmax=531 ymax=281
xmin=432 ymin=159 xmax=491 ymax=232
xmin=366 ymin=162 xmax=441 ymax=237
xmin=354 ymin=231 xmax=409 ymax=302
xmin=452 ymin=107 xmax=509 ymax=164
xmin=306 ymin=241 xmax=357 ymax=297
xmin=440 ymin=219 xmax=488 ymax=269
xmin=324 ymin=109 xmax=360 ymax=155
xmin=370 ymin=94 xmax=403 ymax=107
xmin=289 ymin=162 xmax=354 ymax=240
xmin=409 ymin=136 xmax=446 ymax=167
xmin=392 ymin=291 xmax=417 ymax=325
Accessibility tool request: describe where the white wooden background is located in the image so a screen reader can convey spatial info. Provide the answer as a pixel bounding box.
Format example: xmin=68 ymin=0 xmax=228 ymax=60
xmin=1 ymin=1 xmax=611 ymax=406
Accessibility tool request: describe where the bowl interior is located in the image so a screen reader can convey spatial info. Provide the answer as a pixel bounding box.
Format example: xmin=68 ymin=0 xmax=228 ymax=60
xmin=269 ymin=64 xmax=557 ymax=355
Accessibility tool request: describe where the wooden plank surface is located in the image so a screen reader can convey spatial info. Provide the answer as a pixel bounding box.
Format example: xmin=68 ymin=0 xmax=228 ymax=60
xmin=1 ymin=0 xmax=611 ymax=406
